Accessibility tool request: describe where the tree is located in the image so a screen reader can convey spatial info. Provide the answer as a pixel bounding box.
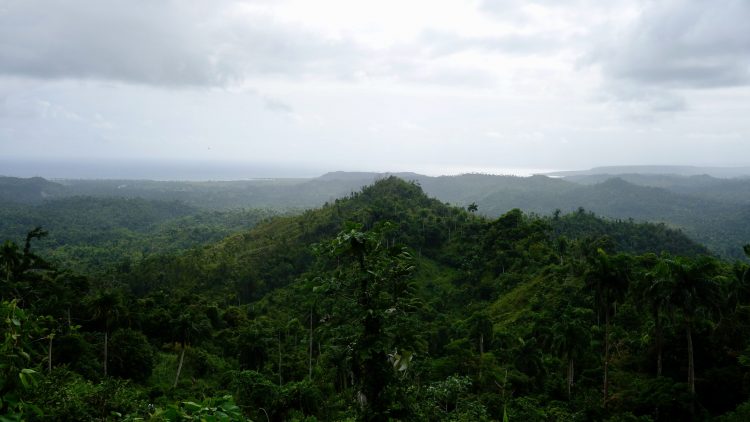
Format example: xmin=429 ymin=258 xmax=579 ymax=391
xmin=660 ymin=256 xmax=721 ymax=395
xmin=108 ymin=328 xmax=155 ymax=382
xmin=1 ymin=300 xmax=42 ymax=418
xmin=85 ymin=288 xmax=125 ymax=377
xmin=637 ymin=254 xmax=674 ymax=377
xmin=0 ymin=240 xmax=21 ymax=289
xmin=552 ymin=305 xmax=592 ymax=399
xmin=1 ymin=228 xmax=51 ymax=304
xmin=314 ymin=222 xmax=419 ymax=421
xmin=172 ymin=309 xmax=210 ymax=388
xmin=583 ymin=248 xmax=630 ymax=407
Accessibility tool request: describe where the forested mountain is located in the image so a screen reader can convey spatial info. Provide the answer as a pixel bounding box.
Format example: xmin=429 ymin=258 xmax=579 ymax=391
xmin=2 ymin=171 xmax=748 ymax=259
xmin=546 ymin=165 xmax=750 ymax=179
xmin=562 ymin=173 xmax=750 ymax=206
xmin=3 ymin=177 xmax=749 ymax=421
xmin=2 ymin=171 xmax=749 ymax=259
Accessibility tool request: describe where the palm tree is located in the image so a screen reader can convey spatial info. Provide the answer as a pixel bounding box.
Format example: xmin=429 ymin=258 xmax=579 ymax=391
xmin=172 ymin=309 xmax=209 ymax=388
xmin=584 ymin=249 xmax=630 ymax=407
xmin=552 ymin=306 xmax=593 ymax=399
xmin=661 ymin=256 xmax=721 ymax=395
xmin=637 ymin=254 xmax=675 ymax=377
xmin=86 ymin=289 xmax=125 ymax=377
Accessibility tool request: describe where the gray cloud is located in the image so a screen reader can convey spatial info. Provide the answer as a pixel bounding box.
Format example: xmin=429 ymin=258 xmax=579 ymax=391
xmin=596 ymin=82 xmax=688 ymax=122
xmin=213 ymin=15 xmax=362 ymax=81
xmin=0 ymin=0 xmax=362 ymax=86
xmin=0 ymin=0 xmax=552 ymax=91
xmin=0 ymin=1 xmax=220 ymax=85
xmin=593 ymin=0 xmax=750 ymax=89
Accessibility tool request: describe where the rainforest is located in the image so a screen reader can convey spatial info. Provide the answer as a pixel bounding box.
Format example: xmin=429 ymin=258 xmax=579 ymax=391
xmin=3 ymin=174 xmax=750 ymax=421
xmin=3 ymin=2 xmax=750 ymax=420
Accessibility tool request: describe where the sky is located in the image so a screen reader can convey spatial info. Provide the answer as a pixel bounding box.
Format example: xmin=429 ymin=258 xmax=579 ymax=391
xmin=1 ymin=0 xmax=749 ymax=178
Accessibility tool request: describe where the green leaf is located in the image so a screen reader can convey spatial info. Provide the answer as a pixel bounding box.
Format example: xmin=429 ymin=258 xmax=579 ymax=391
xmin=18 ymin=372 xmax=29 ymax=388
xmin=182 ymin=401 xmax=202 ymax=412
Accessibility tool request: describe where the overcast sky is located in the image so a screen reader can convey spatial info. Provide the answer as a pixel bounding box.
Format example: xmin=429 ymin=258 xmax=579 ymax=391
xmin=1 ymin=0 xmax=749 ymax=177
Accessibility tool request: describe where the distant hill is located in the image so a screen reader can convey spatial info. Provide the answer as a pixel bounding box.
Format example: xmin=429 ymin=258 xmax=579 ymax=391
xmin=315 ymin=171 xmax=422 ymax=181
xmin=562 ymin=173 xmax=750 ymax=206
xmin=549 ymin=209 xmax=709 ymax=257
xmin=464 ymin=177 xmax=748 ymax=258
xmin=0 ymin=176 xmax=66 ymax=204
xmin=1 ymin=172 xmax=748 ymax=258
xmin=547 ymin=165 xmax=750 ymax=178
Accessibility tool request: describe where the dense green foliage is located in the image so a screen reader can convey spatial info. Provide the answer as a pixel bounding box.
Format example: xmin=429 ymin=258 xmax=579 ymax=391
xmin=0 ymin=197 xmax=276 ymax=274
xmin=2 ymin=177 xmax=750 ymax=421
xmin=549 ymin=209 xmax=710 ymax=257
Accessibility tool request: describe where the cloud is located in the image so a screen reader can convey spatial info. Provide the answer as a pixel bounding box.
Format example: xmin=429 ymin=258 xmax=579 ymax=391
xmin=0 ymin=0 xmax=570 ymax=92
xmin=592 ymin=0 xmax=750 ymax=89
xmin=263 ymin=97 xmax=293 ymax=113
xmin=0 ymin=0 xmax=361 ymax=86
xmin=596 ymin=82 xmax=688 ymax=122
xmin=418 ymin=30 xmax=564 ymax=57
xmin=0 ymin=1 xmax=218 ymax=85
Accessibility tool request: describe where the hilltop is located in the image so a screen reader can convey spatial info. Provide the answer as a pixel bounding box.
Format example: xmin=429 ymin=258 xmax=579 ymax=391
xmin=117 ymin=177 xmax=708 ymax=301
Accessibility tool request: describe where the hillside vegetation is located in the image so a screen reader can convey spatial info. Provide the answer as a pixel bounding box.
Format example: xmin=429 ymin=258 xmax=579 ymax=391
xmin=3 ymin=177 xmax=749 ymax=421
xmin=0 ymin=196 xmax=277 ymax=274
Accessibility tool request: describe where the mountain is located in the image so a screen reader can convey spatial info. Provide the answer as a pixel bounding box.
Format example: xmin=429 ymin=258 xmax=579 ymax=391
xmin=2 ymin=172 xmax=748 ymax=258
xmin=0 ymin=176 xmax=66 ymax=204
xmin=4 ymin=177 xmax=745 ymax=421
xmin=119 ymin=177 xmax=708 ymax=301
xmin=560 ymin=173 xmax=750 ymax=206
xmin=546 ymin=165 xmax=750 ymax=178
xmin=119 ymin=177 xmax=459 ymax=300
xmin=114 ymin=178 xmax=730 ymax=420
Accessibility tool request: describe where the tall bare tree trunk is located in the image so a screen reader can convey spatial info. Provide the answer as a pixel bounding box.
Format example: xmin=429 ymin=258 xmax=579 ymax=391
xmin=479 ymin=333 xmax=484 ymax=380
xmin=174 ymin=344 xmax=186 ymax=388
xmin=278 ymin=332 xmax=282 ymax=385
xmin=48 ymin=335 xmax=53 ymax=373
xmin=603 ymin=310 xmax=609 ymax=407
xmin=309 ymin=308 xmax=314 ymax=380
xmin=104 ymin=329 xmax=108 ymax=377
xmin=687 ymin=325 xmax=695 ymax=394
xmin=568 ymin=358 xmax=574 ymax=400
xmin=656 ymin=309 xmax=663 ymax=377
